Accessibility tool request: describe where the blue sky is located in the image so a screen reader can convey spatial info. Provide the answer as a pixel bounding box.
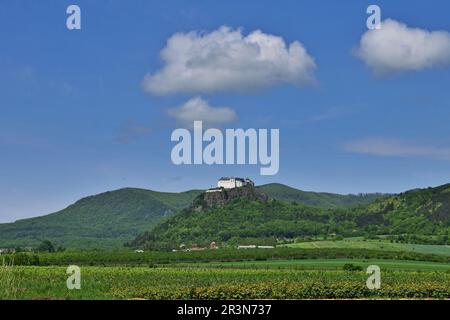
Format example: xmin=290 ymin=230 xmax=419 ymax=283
xmin=1 ymin=0 xmax=450 ymax=222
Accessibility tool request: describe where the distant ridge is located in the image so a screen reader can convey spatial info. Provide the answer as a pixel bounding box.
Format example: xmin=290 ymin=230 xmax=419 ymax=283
xmin=0 ymin=188 xmax=202 ymax=249
xmin=258 ymin=183 xmax=387 ymax=208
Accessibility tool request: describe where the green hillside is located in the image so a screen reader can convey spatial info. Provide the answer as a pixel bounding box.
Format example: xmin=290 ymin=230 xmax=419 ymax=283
xmin=132 ymin=184 xmax=450 ymax=250
xmin=2 ymin=182 xmax=449 ymax=251
xmin=0 ymin=183 xmax=385 ymax=250
xmin=0 ymin=188 xmax=202 ymax=249
xmin=353 ymin=183 xmax=450 ymax=235
xmin=258 ymin=183 xmax=386 ymax=208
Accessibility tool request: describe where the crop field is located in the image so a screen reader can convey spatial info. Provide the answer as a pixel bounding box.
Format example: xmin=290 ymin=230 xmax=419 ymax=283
xmin=281 ymin=238 xmax=450 ymax=256
xmin=1 ymin=248 xmax=449 ymax=300
xmin=1 ymin=265 xmax=449 ymax=300
xmin=4 ymin=247 xmax=450 ymax=267
xmin=171 ymin=258 xmax=450 ymax=271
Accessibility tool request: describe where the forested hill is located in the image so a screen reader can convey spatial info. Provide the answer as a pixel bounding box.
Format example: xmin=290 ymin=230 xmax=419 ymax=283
xmin=131 ymin=184 xmax=450 ymax=250
xmin=2 ymin=182 xmax=444 ymax=251
xmin=0 ymin=183 xmax=385 ymax=250
xmin=258 ymin=183 xmax=387 ymax=208
xmin=0 ymin=188 xmax=202 ymax=249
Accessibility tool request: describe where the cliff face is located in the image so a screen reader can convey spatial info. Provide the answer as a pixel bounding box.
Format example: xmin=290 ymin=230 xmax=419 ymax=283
xmin=192 ymin=185 xmax=270 ymax=211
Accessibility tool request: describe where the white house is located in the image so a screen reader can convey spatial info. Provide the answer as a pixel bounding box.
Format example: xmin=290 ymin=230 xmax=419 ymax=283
xmin=217 ymin=177 xmax=254 ymax=189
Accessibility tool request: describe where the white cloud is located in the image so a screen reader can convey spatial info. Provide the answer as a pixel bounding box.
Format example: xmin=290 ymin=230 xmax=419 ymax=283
xmin=143 ymin=26 xmax=316 ymax=95
xmin=355 ymin=19 xmax=450 ymax=74
xmin=344 ymin=138 xmax=450 ymax=160
xmin=167 ymin=96 xmax=237 ymax=128
xmin=115 ymin=120 xmax=153 ymax=144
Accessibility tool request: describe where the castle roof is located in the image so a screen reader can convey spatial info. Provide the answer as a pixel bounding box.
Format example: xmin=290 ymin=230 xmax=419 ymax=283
xmin=219 ymin=177 xmax=246 ymax=182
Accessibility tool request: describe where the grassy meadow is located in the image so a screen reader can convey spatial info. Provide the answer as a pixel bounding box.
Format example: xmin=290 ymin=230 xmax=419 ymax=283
xmin=171 ymin=258 xmax=450 ymax=271
xmin=282 ymin=237 xmax=450 ymax=256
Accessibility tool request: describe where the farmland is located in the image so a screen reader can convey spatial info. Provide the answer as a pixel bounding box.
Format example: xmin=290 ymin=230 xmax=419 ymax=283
xmin=281 ymin=238 xmax=450 ymax=256
xmin=170 ymin=258 xmax=450 ymax=271
xmin=1 ymin=248 xmax=449 ymax=300
xmin=1 ymin=265 xmax=449 ymax=300
xmin=3 ymin=247 xmax=450 ymax=266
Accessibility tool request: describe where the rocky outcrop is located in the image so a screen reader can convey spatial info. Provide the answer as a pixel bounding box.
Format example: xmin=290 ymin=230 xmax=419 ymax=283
xmin=192 ymin=185 xmax=270 ymax=211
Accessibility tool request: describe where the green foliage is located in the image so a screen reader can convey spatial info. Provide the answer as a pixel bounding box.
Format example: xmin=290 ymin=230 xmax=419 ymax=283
xmin=134 ymin=184 xmax=450 ymax=250
xmin=1 ymin=182 xmax=449 ymax=251
xmin=37 ymin=240 xmax=55 ymax=253
xmin=342 ymin=263 xmax=363 ymax=271
xmin=258 ymin=183 xmax=387 ymax=208
xmin=3 ymin=248 xmax=449 ymax=267
xmin=5 ymin=266 xmax=449 ymax=300
xmin=283 ymin=237 xmax=450 ymax=256
xmin=0 ymin=258 xmax=21 ymax=300
xmin=0 ymin=188 xmax=202 ymax=250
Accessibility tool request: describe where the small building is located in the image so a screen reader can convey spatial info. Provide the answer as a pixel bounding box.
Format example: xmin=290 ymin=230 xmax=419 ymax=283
xmin=210 ymin=241 xmax=218 ymax=250
xmin=237 ymin=245 xmax=257 ymax=249
xmin=188 ymin=247 xmax=208 ymax=251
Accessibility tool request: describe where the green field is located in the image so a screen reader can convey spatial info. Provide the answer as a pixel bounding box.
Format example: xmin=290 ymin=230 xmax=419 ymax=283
xmin=172 ymin=258 xmax=450 ymax=271
xmin=281 ymin=238 xmax=450 ymax=255
xmin=1 ymin=265 xmax=449 ymax=300
xmin=2 ymin=247 xmax=449 ymax=300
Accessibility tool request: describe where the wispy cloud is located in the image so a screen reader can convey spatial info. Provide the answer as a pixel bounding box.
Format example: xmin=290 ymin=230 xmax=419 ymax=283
xmin=115 ymin=120 xmax=153 ymax=144
xmin=308 ymin=107 xmax=344 ymax=122
xmin=343 ymin=138 xmax=450 ymax=160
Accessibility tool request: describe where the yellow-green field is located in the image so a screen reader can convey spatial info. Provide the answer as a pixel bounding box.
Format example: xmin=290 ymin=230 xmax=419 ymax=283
xmin=1 ymin=265 xmax=449 ymax=300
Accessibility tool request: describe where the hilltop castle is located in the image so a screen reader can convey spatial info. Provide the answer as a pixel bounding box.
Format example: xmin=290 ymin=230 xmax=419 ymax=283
xmin=217 ymin=177 xmax=254 ymax=189
xmin=206 ymin=177 xmax=254 ymax=193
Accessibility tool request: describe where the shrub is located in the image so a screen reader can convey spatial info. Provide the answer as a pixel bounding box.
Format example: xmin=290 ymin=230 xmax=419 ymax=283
xmin=342 ymin=263 xmax=363 ymax=271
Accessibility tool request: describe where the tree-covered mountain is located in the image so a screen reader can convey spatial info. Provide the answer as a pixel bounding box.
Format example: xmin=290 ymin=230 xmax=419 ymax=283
xmin=257 ymin=183 xmax=387 ymax=208
xmin=355 ymin=183 xmax=450 ymax=235
xmin=0 ymin=183 xmax=385 ymax=250
xmin=2 ymin=182 xmax=445 ymax=251
xmin=0 ymin=188 xmax=202 ymax=249
xmin=131 ymin=184 xmax=450 ymax=250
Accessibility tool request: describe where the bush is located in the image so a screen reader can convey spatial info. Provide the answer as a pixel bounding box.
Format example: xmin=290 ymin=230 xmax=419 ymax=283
xmin=342 ymin=263 xmax=363 ymax=271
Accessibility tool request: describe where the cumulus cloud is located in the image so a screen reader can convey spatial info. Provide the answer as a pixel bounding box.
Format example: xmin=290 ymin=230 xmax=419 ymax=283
xmin=355 ymin=19 xmax=450 ymax=74
xmin=143 ymin=26 xmax=316 ymax=95
xmin=344 ymin=138 xmax=450 ymax=160
xmin=167 ymin=96 xmax=237 ymax=128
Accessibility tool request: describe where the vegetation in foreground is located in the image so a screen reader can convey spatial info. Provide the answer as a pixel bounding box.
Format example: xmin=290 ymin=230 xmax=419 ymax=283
xmin=1 ymin=247 xmax=448 ymax=300
xmin=168 ymin=258 xmax=450 ymax=272
xmin=1 ymin=265 xmax=449 ymax=300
